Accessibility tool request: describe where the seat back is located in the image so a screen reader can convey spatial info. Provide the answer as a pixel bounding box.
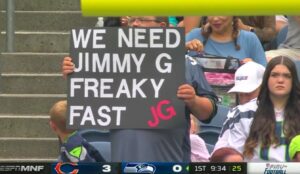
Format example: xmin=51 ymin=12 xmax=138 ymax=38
xmin=198 ymin=129 xmax=220 ymax=145
xmin=79 ymin=129 xmax=110 ymax=142
xmin=294 ymin=60 xmax=300 ymax=80
xmin=79 ymin=129 xmax=111 ymax=162
xmin=90 ymin=141 xmax=111 ymax=162
xmin=200 ymin=104 xmax=229 ymax=131
xmin=205 ymin=143 xmax=215 ymax=154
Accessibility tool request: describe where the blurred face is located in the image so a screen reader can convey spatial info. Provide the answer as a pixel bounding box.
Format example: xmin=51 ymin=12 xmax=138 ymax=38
xmin=224 ymin=154 xmax=244 ymax=162
xmin=238 ymin=88 xmax=260 ymax=105
xmin=120 ymin=16 xmax=129 ymax=26
xmin=207 ymin=16 xmax=233 ymax=34
xmin=293 ymin=16 xmax=300 ymax=24
xmin=268 ymin=64 xmax=292 ymax=99
xmin=128 ymin=16 xmax=165 ymax=27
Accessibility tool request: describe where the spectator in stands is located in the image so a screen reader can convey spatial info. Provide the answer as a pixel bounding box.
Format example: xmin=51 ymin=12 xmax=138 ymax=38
xmin=120 ymin=16 xmax=130 ymax=26
xmin=97 ymin=16 xmax=130 ymax=27
xmin=190 ymin=114 xmax=210 ymax=162
xmin=210 ymin=147 xmax=244 ymax=162
xmin=185 ymin=16 xmax=267 ymax=66
xmin=184 ymin=16 xmax=276 ymax=46
xmin=266 ymin=16 xmax=300 ymax=62
xmin=240 ymin=56 xmax=300 ymax=162
xmin=168 ymin=16 xmax=183 ymax=27
xmin=49 ymin=100 xmax=105 ymax=162
xmin=183 ymin=16 xmax=202 ymax=34
xmin=62 ymin=16 xmax=218 ymax=162
xmin=237 ymin=16 xmax=276 ymax=46
xmin=275 ymin=15 xmax=288 ymax=33
xmin=214 ymin=62 xmax=265 ymax=151
xmin=289 ymin=135 xmax=300 ymax=162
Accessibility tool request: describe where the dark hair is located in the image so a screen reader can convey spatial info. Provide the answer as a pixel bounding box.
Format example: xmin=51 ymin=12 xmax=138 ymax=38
xmin=104 ymin=17 xmax=122 ymax=27
xmin=201 ymin=16 xmax=240 ymax=50
xmin=210 ymin=147 xmax=244 ymax=162
xmin=155 ymin=16 xmax=169 ymax=26
xmin=244 ymin=56 xmax=300 ymax=158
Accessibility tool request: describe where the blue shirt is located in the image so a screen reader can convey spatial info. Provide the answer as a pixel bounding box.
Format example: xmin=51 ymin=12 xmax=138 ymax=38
xmin=186 ymin=29 xmax=267 ymax=66
xmin=59 ymin=131 xmax=106 ymax=162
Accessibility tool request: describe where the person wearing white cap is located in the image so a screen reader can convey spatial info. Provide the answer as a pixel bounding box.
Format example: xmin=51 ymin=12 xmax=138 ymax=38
xmin=213 ymin=62 xmax=265 ymax=153
xmin=228 ymin=61 xmax=266 ymax=105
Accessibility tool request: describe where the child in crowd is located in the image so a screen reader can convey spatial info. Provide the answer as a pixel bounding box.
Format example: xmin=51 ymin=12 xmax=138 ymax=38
xmin=190 ymin=115 xmax=210 ymax=162
xmin=49 ymin=100 xmax=106 ymax=162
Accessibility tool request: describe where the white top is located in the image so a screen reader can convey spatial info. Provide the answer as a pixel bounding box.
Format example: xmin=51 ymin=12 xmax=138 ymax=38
xmin=228 ymin=104 xmax=289 ymax=162
xmin=214 ymin=98 xmax=257 ymax=152
xmin=190 ymin=134 xmax=210 ymax=162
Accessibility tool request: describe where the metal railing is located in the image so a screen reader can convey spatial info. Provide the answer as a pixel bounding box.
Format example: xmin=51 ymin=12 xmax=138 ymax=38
xmin=6 ymin=0 xmax=15 ymax=52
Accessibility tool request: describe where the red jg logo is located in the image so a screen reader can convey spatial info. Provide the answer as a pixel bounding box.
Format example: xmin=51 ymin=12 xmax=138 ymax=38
xmin=148 ymin=100 xmax=176 ymax=127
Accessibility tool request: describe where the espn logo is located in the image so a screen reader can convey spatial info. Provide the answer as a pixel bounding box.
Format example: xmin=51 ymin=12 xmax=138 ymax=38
xmin=0 ymin=164 xmax=47 ymax=173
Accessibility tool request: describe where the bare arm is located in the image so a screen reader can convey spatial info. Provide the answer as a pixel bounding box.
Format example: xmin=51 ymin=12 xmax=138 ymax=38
xmin=184 ymin=16 xmax=201 ymax=34
xmin=237 ymin=16 xmax=276 ymax=42
xmin=177 ymin=84 xmax=214 ymax=121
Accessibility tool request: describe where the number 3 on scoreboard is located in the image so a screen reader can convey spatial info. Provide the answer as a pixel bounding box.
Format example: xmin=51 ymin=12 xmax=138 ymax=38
xmin=102 ymin=164 xmax=111 ymax=173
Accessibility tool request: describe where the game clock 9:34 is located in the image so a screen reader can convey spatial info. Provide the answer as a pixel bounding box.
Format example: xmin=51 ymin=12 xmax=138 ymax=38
xmin=190 ymin=162 xmax=247 ymax=174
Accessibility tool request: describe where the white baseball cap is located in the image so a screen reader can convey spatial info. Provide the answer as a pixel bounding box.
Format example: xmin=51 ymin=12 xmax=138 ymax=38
xmin=228 ymin=62 xmax=265 ymax=93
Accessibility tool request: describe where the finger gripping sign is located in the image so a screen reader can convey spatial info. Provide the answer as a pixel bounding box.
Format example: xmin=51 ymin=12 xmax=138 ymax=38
xmin=67 ymin=28 xmax=185 ymax=129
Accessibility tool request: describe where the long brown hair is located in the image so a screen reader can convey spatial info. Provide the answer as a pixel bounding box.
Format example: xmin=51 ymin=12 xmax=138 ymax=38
xmin=243 ymin=56 xmax=300 ymax=159
xmin=201 ymin=16 xmax=240 ymax=50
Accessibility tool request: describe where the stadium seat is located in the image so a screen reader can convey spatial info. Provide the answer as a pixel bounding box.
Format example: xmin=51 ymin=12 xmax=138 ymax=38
xmin=198 ymin=104 xmax=228 ymax=145
xmin=205 ymin=143 xmax=215 ymax=154
xmin=90 ymin=141 xmax=111 ymax=162
xmin=198 ymin=129 xmax=220 ymax=145
xmin=200 ymin=104 xmax=229 ymax=131
xmin=79 ymin=129 xmax=110 ymax=142
xmin=294 ymin=60 xmax=300 ymax=80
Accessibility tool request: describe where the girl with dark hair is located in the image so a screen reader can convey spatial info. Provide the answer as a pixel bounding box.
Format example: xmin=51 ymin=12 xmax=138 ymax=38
xmin=186 ymin=16 xmax=267 ymax=66
xmin=241 ymin=56 xmax=300 ymax=161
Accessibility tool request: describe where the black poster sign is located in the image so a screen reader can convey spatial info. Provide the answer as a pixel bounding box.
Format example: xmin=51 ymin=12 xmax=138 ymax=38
xmin=67 ymin=27 xmax=186 ymax=129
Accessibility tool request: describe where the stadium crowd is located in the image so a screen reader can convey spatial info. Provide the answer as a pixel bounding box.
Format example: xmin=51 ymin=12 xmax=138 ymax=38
xmin=57 ymin=15 xmax=300 ymax=163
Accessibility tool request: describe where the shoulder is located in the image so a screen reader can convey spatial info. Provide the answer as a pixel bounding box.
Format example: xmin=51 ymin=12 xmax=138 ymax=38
xmin=188 ymin=28 xmax=202 ymax=36
xmin=239 ymin=30 xmax=259 ymax=40
xmin=63 ymin=133 xmax=86 ymax=151
xmin=237 ymin=98 xmax=258 ymax=113
xmin=190 ymin=134 xmax=206 ymax=146
xmin=186 ymin=28 xmax=203 ymax=41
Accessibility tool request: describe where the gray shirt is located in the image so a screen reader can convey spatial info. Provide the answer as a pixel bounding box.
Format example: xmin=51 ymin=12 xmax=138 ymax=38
xmin=110 ymin=57 xmax=217 ymax=162
xmin=280 ymin=16 xmax=300 ymax=49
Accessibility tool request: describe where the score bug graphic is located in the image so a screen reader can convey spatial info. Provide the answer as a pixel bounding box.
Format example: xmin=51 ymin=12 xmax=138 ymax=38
xmin=172 ymin=164 xmax=189 ymax=173
xmin=123 ymin=163 xmax=156 ymax=174
xmin=122 ymin=162 xmax=189 ymax=174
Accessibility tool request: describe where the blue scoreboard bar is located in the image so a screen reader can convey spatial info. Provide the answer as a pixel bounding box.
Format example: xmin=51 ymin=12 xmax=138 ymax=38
xmin=0 ymin=162 xmax=299 ymax=174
